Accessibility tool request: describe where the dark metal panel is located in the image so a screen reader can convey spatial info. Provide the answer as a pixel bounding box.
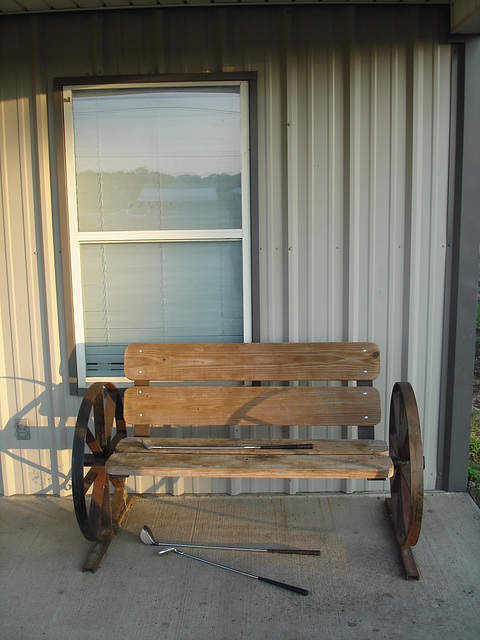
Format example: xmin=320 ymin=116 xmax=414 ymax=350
xmin=440 ymin=39 xmax=480 ymax=491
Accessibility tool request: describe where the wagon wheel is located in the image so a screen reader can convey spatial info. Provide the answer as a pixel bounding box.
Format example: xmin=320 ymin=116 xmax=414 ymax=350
xmin=72 ymin=382 xmax=127 ymax=542
xmin=389 ymin=382 xmax=423 ymax=549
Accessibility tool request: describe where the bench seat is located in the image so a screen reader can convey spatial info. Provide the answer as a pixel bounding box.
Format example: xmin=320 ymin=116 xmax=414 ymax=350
xmin=106 ymin=437 xmax=393 ymax=479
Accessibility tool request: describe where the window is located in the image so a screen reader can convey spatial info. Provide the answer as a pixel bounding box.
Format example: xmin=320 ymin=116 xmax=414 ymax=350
xmin=59 ymin=78 xmax=253 ymax=387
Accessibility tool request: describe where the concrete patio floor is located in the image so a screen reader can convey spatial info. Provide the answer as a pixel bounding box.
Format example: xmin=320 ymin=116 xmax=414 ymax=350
xmin=0 ymin=492 xmax=479 ymax=640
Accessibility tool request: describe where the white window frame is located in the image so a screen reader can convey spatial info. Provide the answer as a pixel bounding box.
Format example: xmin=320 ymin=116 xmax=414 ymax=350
xmin=62 ymin=80 xmax=252 ymax=388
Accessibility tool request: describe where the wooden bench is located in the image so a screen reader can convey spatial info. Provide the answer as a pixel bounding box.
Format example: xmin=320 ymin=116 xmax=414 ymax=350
xmin=72 ymin=342 xmax=424 ymax=577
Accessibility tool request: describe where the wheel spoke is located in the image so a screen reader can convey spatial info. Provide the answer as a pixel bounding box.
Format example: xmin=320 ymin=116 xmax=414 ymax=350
xmin=399 ymin=428 xmax=410 ymax=461
xmin=399 ymin=463 xmax=411 ymax=492
xmin=86 ymin=427 xmax=103 ymax=455
xmin=93 ymin=391 xmax=107 ymax=448
xmin=389 ymin=431 xmax=398 ymax=457
xmin=392 ymin=391 xmax=401 ymax=434
xmin=390 ymin=392 xmax=400 ymax=451
xmin=390 ymin=472 xmax=401 ymax=521
xmin=397 ymin=403 xmax=407 ymax=457
xmin=83 ymin=464 xmax=103 ymax=494
xmin=89 ymin=467 xmax=110 ymax=536
xmin=88 ymin=471 xmax=104 ymax=534
xmin=399 ymin=467 xmax=411 ymax=534
xmin=104 ymin=390 xmax=116 ymax=442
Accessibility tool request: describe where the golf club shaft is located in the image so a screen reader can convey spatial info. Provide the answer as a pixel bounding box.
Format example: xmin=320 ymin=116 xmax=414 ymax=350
xmin=173 ymin=548 xmax=308 ymax=596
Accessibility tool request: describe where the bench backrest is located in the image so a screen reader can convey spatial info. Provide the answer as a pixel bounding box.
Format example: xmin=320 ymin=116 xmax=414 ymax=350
xmin=123 ymin=342 xmax=381 ymax=438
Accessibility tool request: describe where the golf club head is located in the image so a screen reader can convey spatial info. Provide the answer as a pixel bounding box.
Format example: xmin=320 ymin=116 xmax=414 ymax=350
xmin=140 ymin=525 xmax=156 ymax=546
xmin=157 ymin=547 xmax=176 ymax=556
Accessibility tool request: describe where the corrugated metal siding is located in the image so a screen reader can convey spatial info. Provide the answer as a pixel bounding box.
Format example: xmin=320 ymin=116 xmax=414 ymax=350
xmin=0 ymin=6 xmax=451 ymax=495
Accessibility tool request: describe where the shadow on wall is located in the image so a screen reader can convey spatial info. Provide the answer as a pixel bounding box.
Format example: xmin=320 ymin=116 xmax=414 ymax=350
xmin=0 ymin=377 xmax=77 ymax=495
xmin=1 ymin=346 xmax=127 ymax=495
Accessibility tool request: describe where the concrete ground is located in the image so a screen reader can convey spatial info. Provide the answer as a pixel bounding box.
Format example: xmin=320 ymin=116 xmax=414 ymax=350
xmin=0 ymin=492 xmax=479 ymax=640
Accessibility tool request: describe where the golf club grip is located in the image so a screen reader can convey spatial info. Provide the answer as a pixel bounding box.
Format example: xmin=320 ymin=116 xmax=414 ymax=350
xmin=267 ymin=548 xmax=320 ymax=555
xmin=260 ymin=444 xmax=313 ymax=449
xmin=257 ymin=576 xmax=309 ymax=596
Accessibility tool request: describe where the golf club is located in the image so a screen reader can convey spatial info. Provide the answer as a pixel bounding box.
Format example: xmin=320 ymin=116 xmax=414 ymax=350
xmin=142 ymin=441 xmax=313 ymax=450
xmin=140 ymin=525 xmax=320 ymax=556
xmin=156 ymin=546 xmax=309 ymax=596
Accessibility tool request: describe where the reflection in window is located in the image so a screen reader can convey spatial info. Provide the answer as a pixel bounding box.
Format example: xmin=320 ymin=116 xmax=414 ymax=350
xmin=72 ymin=87 xmax=242 ymax=232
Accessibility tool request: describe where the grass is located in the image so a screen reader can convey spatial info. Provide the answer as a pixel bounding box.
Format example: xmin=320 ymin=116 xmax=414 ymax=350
xmin=469 ymin=260 xmax=480 ymax=503
xmin=470 ymin=414 xmax=480 ymax=457
xmin=468 ymin=414 xmax=480 ymax=490
xmin=469 ymin=262 xmax=480 ymax=503
xmin=468 ymin=429 xmax=480 ymax=506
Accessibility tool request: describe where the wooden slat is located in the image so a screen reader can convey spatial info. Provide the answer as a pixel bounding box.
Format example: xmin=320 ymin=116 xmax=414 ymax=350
xmin=105 ymin=452 xmax=393 ymax=479
xmin=116 ymin=437 xmax=389 ymax=455
xmin=124 ymin=386 xmax=381 ymax=427
xmin=124 ymin=342 xmax=381 ymax=382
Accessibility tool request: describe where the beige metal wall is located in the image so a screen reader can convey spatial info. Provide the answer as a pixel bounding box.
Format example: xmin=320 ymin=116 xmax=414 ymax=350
xmin=0 ymin=6 xmax=451 ymax=495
